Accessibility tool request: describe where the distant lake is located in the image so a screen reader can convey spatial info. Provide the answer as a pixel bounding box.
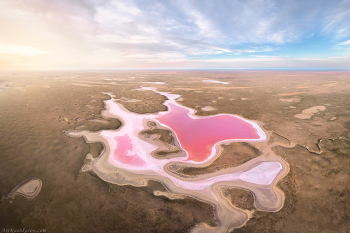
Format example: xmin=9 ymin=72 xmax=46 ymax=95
xmin=203 ymin=80 xmax=228 ymax=84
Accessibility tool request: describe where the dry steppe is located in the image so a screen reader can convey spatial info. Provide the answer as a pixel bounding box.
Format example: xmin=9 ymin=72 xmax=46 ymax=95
xmin=1 ymin=70 xmax=350 ymax=232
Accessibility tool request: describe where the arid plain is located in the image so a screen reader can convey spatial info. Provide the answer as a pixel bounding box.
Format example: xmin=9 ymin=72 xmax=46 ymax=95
xmin=1 ymin=70 xmax=350 ymax=232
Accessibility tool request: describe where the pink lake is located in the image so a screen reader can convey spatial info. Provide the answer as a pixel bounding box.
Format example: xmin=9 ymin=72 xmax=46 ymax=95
xmin=113 ymin=134 xmax=146 ymax=167
xmin=108 ymin=89 xmax=265 ymax=167
xmin=67 ymin=89 xmax=285 ymax=233
xmin=155 ymin=102 xmax=260 ymax=162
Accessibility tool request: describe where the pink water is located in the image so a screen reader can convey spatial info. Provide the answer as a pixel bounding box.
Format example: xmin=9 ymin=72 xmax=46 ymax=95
xmin=155 ymin=103 xmax=260 ymax=162
xmin=113 ymin=134 xmax=146 ymax=167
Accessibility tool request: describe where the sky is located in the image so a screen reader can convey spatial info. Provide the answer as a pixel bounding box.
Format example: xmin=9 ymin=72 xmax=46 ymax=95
xmin=1 ymin=0 xmax=350 ymax=70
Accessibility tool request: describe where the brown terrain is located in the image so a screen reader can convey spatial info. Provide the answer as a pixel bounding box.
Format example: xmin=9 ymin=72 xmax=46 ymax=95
xmin=1 ymin=70 xmax=350 ymax=232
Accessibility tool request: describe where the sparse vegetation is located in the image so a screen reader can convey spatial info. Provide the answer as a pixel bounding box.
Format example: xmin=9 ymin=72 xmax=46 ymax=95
xmin=1 ymin=70 xmax=350 ymax=232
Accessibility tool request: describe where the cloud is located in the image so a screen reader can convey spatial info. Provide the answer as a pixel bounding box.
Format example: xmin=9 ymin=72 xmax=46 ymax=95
xmin=329 ymin=56 xmax=350 ymax=59
xmin=98 ymin=34 xmax=160 ymax=44
xmin=0 ymin=0 xmax=350 ymax=69
xmin=0 ymin=43 xmax=48 ymax=57
xmin=338 ymin=40 xmax=350 ymax=46
xmin=232 ymin=47 xmax=273 ymax=55
xmin=321 ymin=0 xmax=350 ymax=39
xmin=252 ymin=55 xmax=283 ymax=58
xmin=334 ymin=39 xmax=350 ymax=54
